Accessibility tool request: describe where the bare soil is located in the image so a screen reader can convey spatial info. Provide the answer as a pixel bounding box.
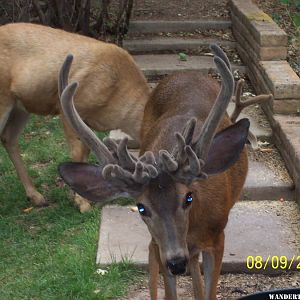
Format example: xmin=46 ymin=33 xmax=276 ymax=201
xmin=132 ymin=0 xmax=229 ymax=20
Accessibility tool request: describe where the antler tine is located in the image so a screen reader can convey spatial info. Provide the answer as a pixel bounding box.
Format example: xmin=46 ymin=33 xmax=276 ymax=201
xmin=58 ymin=54 xmax=73 ymax=97
xmin=210 ymin=44 xmax=231 ymax=71
xmin=194 ymin=51 xmax=234 ymax=161
xmin=117 ymin=137 xmax=138 ymax=170
xmin=159 ymin=150 xmax=178 ymax=173
xmin=231 ymin=79 xmax=272 ymax=122
xmin=60 ymin=82 xmax=115 ymax=166
xmin=171 ymin=118 xmax=197 ymax=161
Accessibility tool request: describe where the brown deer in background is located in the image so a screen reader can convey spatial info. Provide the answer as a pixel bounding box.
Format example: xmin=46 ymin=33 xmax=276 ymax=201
xmin=58 ymin=44 xmax=251 ymax=299
xmin=0 ymin=23 xmax=149 ymax=212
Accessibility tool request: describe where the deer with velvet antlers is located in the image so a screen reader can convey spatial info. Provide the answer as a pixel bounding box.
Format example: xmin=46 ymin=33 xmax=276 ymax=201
xmin=0 ymin=23 xmax=149 ymax=212
xmin=58 ymin=45 xmax=263 ymax=299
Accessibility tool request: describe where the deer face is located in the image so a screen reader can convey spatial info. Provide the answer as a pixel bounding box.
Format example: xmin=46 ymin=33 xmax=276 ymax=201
xmin=136 ymin=175 xmax=191 ymax=275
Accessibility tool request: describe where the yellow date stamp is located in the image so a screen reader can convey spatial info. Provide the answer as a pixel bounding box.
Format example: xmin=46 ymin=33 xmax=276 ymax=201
xmin=246 ymin=255 xmax=300 ymax=270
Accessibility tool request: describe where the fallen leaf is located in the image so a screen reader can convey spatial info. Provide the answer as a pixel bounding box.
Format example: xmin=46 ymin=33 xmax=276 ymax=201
xmin=259 ymin=148 xmax=273 ymax=153
xmin=23 ymin=207 xmax=34 ymax=213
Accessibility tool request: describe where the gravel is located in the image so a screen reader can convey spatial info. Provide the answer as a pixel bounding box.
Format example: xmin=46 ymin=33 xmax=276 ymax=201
xmin=120 ymin=272 xmax=300 ymax=300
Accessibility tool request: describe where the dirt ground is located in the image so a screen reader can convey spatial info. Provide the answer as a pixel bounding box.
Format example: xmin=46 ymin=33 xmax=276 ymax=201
xmin=132 ymin=0 xmax=229 ymax=20
xmin=120 ymin=272 xmax=300 ymax=300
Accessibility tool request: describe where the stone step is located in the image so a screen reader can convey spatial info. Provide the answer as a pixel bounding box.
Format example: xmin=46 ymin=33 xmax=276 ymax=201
xmin=133 ymin=54 xmax=246 ymax=78
xmin=124 ymin=37 xmax=236 ymax=54
xmin=97 ymin=201 xmax=300 ymax=274
xmin=128 ymin=20 xmax=232 ymax=34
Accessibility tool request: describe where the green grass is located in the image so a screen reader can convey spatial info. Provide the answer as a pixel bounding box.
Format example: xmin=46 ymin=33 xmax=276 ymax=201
xmin=0 ymin=115 xmax=142 ymax=299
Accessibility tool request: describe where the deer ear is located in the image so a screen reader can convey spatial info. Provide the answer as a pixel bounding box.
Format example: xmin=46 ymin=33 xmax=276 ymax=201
xmin=58 ymin=162 xmax=137 ymax=203
xmin=202 ymin=118 xmax=250 ymax=175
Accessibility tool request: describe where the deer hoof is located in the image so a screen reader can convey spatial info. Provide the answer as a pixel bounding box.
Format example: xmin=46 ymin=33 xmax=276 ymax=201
xmin=27 ymin=191 xmax=48 ymax=207
xmin=74 ymin=194 xmax=92 ymax=213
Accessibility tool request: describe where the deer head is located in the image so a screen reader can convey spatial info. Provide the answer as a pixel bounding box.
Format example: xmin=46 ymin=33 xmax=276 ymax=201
xmin=58 ymin=45 xmax=250 ymax=276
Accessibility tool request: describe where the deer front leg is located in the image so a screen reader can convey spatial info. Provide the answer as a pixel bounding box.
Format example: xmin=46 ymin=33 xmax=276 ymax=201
xmin=149 ymin=240 xmax=178 ymax=300
xmin=189 ymin=253 xmax=205 ymax=300
xmin=202 ymin=232 xmax=225 ymax=300
xmin=149 ymin=240 xmax=160 ymax=300
xmin=0 ymin=106 xmax=47 ymax=206
xmin=162 ymin=272 xmax=177 ymax=300
xmin=61 ymin=115 xmax=91 ymax=212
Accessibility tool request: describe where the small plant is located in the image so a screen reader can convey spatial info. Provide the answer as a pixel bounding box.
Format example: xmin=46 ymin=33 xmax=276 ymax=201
xmin=280 ymin=0 xmax=300 ymax=29
xmin=179 ymin=52 xmax=188 ymax=61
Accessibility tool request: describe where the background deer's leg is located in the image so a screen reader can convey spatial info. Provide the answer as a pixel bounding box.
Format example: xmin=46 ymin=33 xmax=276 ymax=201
xmin=0 ymin=105 xmax=48 ymax=206
xmin=60 ymin=114 xmax=91 ymax=212
xmin=189 ymin=253 xmax=205 ymax=300
xmin=148 ymin=240 xmax=160 ymax=300
xmin=202 ymin=232 xmax=225 ymax=300
xmin=0 ymin=101 xmax=13 ymax=135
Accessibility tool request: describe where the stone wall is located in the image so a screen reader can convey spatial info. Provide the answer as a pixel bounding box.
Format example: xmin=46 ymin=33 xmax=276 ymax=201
xmin=229 ymin=0 xmax=300 ymax=204
xmin=229 ymin=0 xmax=300 ymax=116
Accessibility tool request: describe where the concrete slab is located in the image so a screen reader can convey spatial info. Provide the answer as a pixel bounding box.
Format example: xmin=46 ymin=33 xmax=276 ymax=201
xmin=124 ymin=38 xmax=236 ymax=54
xmin=97 ymin=201 xmax=300 ymax=274
xmin=129 ymin=20 xmax=232 ymax=34
xmin=133 ymin=54 xmax=247 ymax=78
xmin=243 ymin=159 xmax=293 ymax=201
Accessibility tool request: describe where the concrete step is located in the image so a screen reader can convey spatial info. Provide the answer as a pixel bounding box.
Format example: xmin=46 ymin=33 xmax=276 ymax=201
xmin=244 ymin=156 xmax=293 ymax=201
xmin=124 ymin=37 xmax=236 ymax=54
xmin=129 ymin=20 xmax=232 ymax=34
xmin=97 ymin=201 xmax=300 ymax=274
xmin=133 ymin=54 xmax=246 ymax=78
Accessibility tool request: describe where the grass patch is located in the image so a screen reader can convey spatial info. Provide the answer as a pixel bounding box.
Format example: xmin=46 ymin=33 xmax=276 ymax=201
xmin=0 ymin=115 xmax=143 ymax=299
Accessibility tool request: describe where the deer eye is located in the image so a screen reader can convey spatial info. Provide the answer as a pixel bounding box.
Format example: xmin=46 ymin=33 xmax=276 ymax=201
xmin=183 ymin=192 xmax=193 ymax=208
xmin=137 ymin=203 xmax=146 ymax=215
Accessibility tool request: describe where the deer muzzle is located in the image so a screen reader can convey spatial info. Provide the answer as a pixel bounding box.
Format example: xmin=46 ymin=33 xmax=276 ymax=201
xmin=166 ymin=256 xmax=188 ymax=275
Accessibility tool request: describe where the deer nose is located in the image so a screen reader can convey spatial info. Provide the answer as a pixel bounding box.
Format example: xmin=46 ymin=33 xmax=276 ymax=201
xmin=166 ymin=257 xmax=187 ymax=275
